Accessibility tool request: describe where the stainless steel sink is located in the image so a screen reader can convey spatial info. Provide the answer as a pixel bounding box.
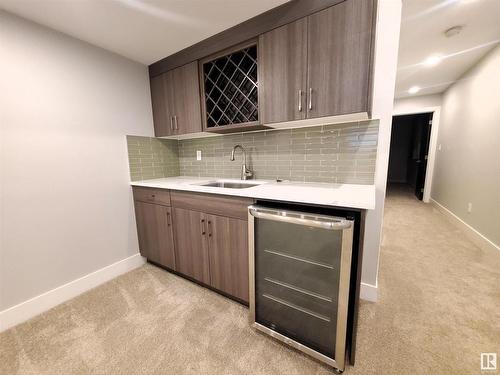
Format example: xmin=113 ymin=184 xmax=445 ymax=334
xmin=199 ymin=181 xmax=259 ymax=189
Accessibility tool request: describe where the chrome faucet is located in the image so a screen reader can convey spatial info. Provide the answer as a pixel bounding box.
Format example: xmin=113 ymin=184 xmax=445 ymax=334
xmin=230 ymin=144 xmax=253 ymax=180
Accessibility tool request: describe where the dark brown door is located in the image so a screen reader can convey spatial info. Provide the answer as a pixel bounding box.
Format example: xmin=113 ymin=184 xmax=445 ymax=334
xmin=172 ymin=208 xmax=210 ymax=284
xmin=259 ymin=18 xmax=308 ymax=124
xmin=150 ymin=74 xmax=169 ymax=137
xmin=206 ymin=214 xmax=249 ymax=302
xmin=162 ymin=70 xmax=176 ymax=136
xmin=171 ymin=62 xmax=203 ymax=135
xmin=307 ymin=0 xmax=374 ymax=118
xmin=413 ymin=113 xmax=433 ymax=200
xmin=134 ymin=202 xmax=176 ymax=270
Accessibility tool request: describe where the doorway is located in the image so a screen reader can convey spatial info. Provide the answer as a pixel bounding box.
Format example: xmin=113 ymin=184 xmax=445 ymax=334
xmin=387 ymin=113 xmax=433 ymax=200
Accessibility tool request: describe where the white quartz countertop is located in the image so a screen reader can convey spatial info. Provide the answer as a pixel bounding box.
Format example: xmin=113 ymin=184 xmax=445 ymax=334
xmin=131 ymin=177 xmax=375 ymax=210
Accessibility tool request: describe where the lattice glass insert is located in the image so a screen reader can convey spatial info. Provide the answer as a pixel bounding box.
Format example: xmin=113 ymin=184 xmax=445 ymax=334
xmin=203 ymin=45 xmax=258 ymax=127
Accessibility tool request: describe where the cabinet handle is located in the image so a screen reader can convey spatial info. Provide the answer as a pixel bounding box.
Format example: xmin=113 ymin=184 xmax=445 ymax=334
xmin=174 ymin=115 xmax=178 ymax=130
xmin=298 ymin=89 xmax=302 ymax=112
xmin=201 ymin=219 xmax=206 ymax=235
xmin=170 ymin=116 xmax=174 ymax=130
xmin=166 ymin=211 xmax=171 ymax=226
xmin=309 ymin=88 xmax=313 ymax=110
xmin=208 ymin=220 xmax=212 ymax=237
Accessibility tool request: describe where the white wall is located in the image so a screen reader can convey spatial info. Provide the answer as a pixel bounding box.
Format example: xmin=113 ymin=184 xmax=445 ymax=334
xmin=431 ymin=45 xmax=500 ymax=249
xmin=361 ymin=0 xmax=402 ymax=301
xmin=0 ymin=12 xmax=153 ymax=313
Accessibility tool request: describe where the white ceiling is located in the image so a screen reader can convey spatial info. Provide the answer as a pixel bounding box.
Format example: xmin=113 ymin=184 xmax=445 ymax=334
xmin=0 ymin=0 xmax=288 ymax=65
xmin=396 ymin=0 xmax=500 ymax=98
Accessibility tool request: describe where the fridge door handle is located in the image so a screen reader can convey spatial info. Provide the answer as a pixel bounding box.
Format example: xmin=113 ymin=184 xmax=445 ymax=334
xmin=248 ymin=206 xmax=352 ymax=230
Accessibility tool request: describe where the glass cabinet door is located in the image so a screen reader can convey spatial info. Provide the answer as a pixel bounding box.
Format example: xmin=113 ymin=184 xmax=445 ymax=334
xmin=255 ymin=218 xmax=344 ymax=358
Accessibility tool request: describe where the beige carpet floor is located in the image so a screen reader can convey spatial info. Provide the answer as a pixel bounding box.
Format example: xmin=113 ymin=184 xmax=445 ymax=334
xmin=1 ymin=188 xmax=499 ymax=374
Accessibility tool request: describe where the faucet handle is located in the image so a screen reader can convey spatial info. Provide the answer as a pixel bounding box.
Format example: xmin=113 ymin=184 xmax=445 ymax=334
xmin=241 ymin=165 xmax=253 ymax=180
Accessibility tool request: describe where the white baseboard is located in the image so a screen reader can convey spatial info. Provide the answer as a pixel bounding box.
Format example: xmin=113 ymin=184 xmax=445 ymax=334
xmin=430 ymin=199 xmax=500 ymax=253
xmin=360 ymin=282 xmax=378 ymax=302
xmin=0 ymin=253 xmax=145 ymax=332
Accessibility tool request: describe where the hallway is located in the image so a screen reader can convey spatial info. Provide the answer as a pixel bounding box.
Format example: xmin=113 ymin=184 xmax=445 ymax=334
xmin=1 ymin=191 xmax=499 ymax=374
xmin=352 ymin=188 xmax=500 ymax=373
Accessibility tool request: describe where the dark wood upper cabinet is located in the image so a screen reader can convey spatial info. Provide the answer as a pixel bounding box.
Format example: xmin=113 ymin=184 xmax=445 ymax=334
xmin=200 ymin=41 xmax=264 ymax=133
xmin=259 ymin=0 xmax=375 ymax=123
xmin=207 ymin=214 xmax=249 ymax=303
xmin=171 ymin=62 xmax=203 ymax=135
xmin=150 ymin=62 xmax=202 ymax=137
xmin=172 ymin=207 xmax=210 ymax=284
xmin=259 ymin=18 xmax=308 ymax=124
xmin=150 ymin=74 xmax=170 ymax=137
xmin=307 ymin=0 xmax=374 ymax=118
xmin=150 ymin=0 xmax=375 ymax=132
xmin=161 ymin=70 xmax=176 ymax=136
xmin=134 ymin=201 xmax=176 ymax=270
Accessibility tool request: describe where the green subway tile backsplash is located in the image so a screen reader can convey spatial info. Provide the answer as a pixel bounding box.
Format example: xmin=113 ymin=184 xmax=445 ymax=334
xmin=178 ymin=120 xmax=378 ymax=184
xmin=126 ymin=135 xmax=179 ymax=181
xmin=126 ymin=120 xmax=378 ymax=184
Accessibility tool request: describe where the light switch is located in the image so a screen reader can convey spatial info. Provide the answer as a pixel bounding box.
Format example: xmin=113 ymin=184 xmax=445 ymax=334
xmin=196 ymin=150 xmax=202 ymax=161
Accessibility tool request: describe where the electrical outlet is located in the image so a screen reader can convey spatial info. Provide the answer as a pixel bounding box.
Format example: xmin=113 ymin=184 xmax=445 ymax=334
xmin=467 ymin=202 xmax=472 ymax=213
xmin=196 ymin=150 xmax=202 ymax=161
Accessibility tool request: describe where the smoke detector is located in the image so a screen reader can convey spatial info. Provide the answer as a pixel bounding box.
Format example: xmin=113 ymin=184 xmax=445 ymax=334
xmin=444 ymin=25 xmax=464 ymax=38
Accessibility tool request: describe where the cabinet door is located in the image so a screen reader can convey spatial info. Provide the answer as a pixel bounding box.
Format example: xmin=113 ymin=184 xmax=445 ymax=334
xmin=134 ymin=201 xmax=176 ymax=270
xmin=172 ymin=208 xmax=210 ymax=284
xmin=171 ymin=62 xmax=203 ymax=135
xmin=207 ymin=214 xmax=249 ymax=302
xmin=151 ymin=72 xmax=175 ymax=137
xmin=307 ymin=0 xmax=374 ymax=118
xmin=150 ymin=74 xmax=168 ymax=137
xmin=162 ymin=70 xmax=176 ymax=136
xmin=259 ymin=18 xmax=307 ymax=124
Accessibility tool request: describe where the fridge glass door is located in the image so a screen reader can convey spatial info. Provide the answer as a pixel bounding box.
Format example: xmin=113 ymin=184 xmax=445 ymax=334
xmin=254 ymin=217 xmax=344 ymax=358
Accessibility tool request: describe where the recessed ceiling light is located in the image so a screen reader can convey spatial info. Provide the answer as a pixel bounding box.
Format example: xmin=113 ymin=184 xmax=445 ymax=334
xmin=408 ymin=86 xmax=420 ymax=94
xmin=423 ymin=54 xmax=443 ymax=67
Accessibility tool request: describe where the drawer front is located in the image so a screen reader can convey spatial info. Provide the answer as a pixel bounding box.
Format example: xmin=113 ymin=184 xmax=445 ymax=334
xmin=171 ymin=191 xmax=253 ymax=220
xmin=133 ymin=187 xmax=171 ymax=206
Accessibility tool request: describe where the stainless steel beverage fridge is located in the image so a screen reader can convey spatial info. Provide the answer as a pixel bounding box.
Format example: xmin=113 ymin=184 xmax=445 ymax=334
xmin=248 ymin=205 xmax=355 ymax=372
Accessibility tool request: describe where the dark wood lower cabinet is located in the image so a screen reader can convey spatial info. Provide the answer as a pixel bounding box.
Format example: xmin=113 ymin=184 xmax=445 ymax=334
xmin=207 ymin=214 xmax=249 ymax=302
xmin=134 ymin=201 xmax=176 ymax=270
xmin=134 ymin=188 xmax=250 ymax=304
xmin=172 ymin=207 xmax=211 ymax=285
xmin=172 ymin=209 xmax=249 ymax=303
